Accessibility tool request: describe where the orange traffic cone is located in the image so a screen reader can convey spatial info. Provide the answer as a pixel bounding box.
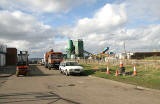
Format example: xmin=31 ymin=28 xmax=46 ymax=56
xmin=120 ymin=60 xmax=123 ymax=68
xmin=106 ymin=65 xmax=110 ymax=74
xmin=133 ymin=65 xmax=137 ymax=76
xmin=94 ymin=66 xmax=98 ymax=71
xmin=115 ymin=70 xmax=119 ymax=76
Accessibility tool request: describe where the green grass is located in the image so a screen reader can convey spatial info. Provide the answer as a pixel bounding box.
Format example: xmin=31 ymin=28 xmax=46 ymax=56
xmin=81 ymin=64 xmax=160 ymax=90
xmin=143 ymin=56 xmax=160 ymax=60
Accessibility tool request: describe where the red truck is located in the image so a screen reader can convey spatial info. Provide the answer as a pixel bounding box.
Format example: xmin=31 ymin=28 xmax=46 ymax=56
xmin=44 ymin=49 xmax=63 ymax=70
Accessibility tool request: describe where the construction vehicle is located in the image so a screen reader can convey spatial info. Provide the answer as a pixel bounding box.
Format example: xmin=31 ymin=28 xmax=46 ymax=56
xmin=16 ymin=51 xmax=29 ymax=77
xmin=44 ymin=49 xmax=63 ymax=70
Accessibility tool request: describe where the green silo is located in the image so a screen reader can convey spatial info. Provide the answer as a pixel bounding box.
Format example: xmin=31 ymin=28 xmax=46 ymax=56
xmin=75 ymin=39 xmax=84 ymax=57
xmin=66 ymin=40 xmax=74 ymax=58
xmin=68 ymin=40 xmax=73 ymax=50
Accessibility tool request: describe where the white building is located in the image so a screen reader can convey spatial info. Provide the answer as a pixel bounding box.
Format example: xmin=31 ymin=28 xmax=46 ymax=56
xmin=0 ymin=44 xmax=7 ymax=66
xmin=116 ymin=52 xmax=134 ymax=59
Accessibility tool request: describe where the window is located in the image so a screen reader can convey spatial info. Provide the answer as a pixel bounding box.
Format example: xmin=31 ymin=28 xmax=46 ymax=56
xmin=51 ymin=53 xmax=63 ymax=59
xmin=66 ymin=62 xmax=78 ymax=66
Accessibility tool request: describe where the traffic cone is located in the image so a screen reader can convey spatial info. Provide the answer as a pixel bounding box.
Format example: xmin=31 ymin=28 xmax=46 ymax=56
xmin=120 ymin=60 xmax=123 ymax=68
xmin=133 ymin=65 xmax=137 ymax=76
xmin=115 ymin=70 xmax=119 ymax=76
xmin=106 ymin=65 xmax=110 ymax=74
xmin=94 ymin=66 xmax=98 ymax=71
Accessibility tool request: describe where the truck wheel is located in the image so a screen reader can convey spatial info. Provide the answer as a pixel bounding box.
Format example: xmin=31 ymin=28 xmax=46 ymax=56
xmin=49 ymin=66 xmax=51 ymax=70
xmin=25 ymin=71 xmax=29 ymax=76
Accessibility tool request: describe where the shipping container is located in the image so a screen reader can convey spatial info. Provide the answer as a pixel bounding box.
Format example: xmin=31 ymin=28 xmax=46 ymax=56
xmin=6 ymin=48 xmax=17 ymax=65
xmin=0 ymin=54 xmax=6 ymax=66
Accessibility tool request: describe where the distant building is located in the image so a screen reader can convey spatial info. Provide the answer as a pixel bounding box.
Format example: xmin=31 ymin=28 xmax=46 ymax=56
xmin=116 ymin=52 xmax=160 ymax=59
xmin=0 ymin=44 xmax=7 ymax=66
xmin=131 ymin=52 xmax=160 ymax=59
xmin=6 ymin=48 xmax=17 ymax=65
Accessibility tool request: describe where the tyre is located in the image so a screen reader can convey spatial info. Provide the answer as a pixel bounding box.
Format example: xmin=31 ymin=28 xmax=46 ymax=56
xmin=24 ymin=72 xmax=27 ymax=76
xmin=62 ymin=70 xmax=65 ymax=75
xmin=80 ymin=72 xmax=83 ymax=76
xmin=26 ymin=71 xmax=29 ymax=76
xmin=49 ymin=66 xmax=51 ymax=70
xmin=65 ymin=70 xmax=69 ymax=76
xmin=59 ymin=69 xmax=63 ymax=74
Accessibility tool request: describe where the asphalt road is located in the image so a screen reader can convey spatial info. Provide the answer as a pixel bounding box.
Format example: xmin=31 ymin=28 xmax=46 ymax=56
xmin=0 ymin=64 xmax=160 ymax=104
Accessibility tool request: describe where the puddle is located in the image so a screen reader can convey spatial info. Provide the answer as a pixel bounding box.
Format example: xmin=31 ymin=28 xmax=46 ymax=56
xmin=68 ymin=84 xmax=75 ymax=86
xmin=57 ymin=85 xmax=63 ymax=87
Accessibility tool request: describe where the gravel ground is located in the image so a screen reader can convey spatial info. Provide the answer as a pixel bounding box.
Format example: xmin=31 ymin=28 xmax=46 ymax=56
xmin=0 ymin=64 xmax=159 ymax=104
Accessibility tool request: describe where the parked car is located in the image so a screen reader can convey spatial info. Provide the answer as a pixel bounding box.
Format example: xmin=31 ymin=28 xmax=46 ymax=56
xmin=59 ymin=61 xmax=84 ymax=76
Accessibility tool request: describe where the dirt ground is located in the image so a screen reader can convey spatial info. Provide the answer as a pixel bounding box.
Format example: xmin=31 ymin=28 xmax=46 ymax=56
xmin=0 ymin=64 xmax=160 ymax=104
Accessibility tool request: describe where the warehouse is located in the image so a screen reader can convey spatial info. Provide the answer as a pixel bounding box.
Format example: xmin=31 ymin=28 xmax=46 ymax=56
xmin=131 ymin=52 xmax=160 ymax=59
xmin=0 ymin=44 xmax=7 ymax=67
xmin=6 ymin=48 xmax=17 ymax=65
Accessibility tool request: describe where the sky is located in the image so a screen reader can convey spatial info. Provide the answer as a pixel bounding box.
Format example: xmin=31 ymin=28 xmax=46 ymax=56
xmin=0 ymin=0 xmax=160 ymax=58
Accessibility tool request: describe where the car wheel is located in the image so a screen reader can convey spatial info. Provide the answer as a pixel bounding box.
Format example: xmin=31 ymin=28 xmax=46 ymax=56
xmin=63 ymin=70 xmax=65 ymax=75
xmin=65 ymin=70 xmax=69 ymax=76
xmin=59 ymin=69 xmax=62 ymax=73
xmin=80 ymin=72 xmax=83 ymax=76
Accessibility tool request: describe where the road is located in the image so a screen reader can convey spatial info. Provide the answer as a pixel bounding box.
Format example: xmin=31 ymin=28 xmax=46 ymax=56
xmin=0 ymin=64 xmax=160 ymax=104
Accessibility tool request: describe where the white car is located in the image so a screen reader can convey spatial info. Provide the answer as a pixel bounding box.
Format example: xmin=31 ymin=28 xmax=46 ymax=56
xmin=59 ymin=61 xmax=84 ymax=76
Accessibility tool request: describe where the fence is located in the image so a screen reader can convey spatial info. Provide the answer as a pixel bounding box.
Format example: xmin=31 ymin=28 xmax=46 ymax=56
xmin=65 ymin=59 xmax=160 ymax=67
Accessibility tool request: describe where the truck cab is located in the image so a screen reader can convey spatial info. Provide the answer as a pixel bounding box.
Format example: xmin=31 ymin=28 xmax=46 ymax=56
xmin=44 ymin=49 xmax=63 ymax=70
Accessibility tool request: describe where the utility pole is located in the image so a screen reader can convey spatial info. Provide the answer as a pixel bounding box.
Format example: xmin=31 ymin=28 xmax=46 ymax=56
xmin=123 ymin=41 xmax=127 ymax=59
xmin=123 ymin=41 xmax=126 ymax=54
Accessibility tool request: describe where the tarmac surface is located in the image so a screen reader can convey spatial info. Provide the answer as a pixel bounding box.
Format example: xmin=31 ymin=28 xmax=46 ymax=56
xmin=0 ymin=64 xmax=160 ymax=104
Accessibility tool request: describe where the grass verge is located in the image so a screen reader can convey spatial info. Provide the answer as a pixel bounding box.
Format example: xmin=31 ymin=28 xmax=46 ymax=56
xmin=81 ymin=63 xmax=160 ymax=90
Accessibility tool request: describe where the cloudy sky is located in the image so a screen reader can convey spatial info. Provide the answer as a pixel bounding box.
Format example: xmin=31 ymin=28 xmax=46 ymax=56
xmin=0 ymin=0 xmax=160 ymax=57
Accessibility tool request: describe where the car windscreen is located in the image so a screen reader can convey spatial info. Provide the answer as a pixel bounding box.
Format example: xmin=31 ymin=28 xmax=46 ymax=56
xmin=66 ymin=62 xmax=79 ymax=66
xmin=51 ymin=53 xmax=63 ymax=59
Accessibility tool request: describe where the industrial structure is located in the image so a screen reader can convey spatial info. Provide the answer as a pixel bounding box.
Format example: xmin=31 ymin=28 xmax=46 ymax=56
xmin=0 ymin=44 xmax=7 ymax=66
xmin=65 ymin=39 xmax=113 ymax=59
xmin=66 ymin=39 xmax=84 ymax=59
xmin=0 ymin=43 xmax=18 ymax=67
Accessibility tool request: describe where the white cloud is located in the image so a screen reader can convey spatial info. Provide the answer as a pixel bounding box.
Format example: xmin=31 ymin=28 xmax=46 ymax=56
xmin=0 ymin=0 xmax=97 ymax=13
xmin=126 ymin=0 xmax=160 ymax=21
xmin=1 ymin=0 xmax=160 ymax=57
xmin=58 ymin=3 xmax=127 ymax=52
xmin=58 ymin=2 xmax=160 ymax=53
xmin=0 ymin=10 xmax=61 ymax=57
xmin=73 ymin=3 xmax=127 ymax=34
